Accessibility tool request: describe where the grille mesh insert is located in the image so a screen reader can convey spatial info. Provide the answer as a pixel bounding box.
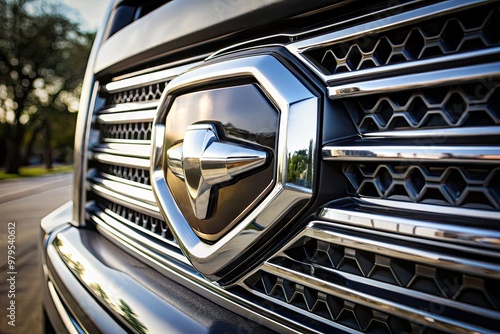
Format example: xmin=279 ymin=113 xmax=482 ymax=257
xmin=99 ymin=122 xmax=153 ymax=141
xmin=108 ymin=82 xmax=166 ymax=105
xmin=342 ymin=80 xmax=499 ymax=133
xmin=344 ymin=162 xmax=500 ymax=210
xmin=99 ymin=163 xmax=150 ymax=186
xmin=96 ymin=197 xmax=174 ymax=242
xmin=305 ymin=4 xmax=500 ymax=74
xmin=245 ymin=271 xmax=423 ymax=333
xmin=283 ymin=237 xmax=500 ymax=311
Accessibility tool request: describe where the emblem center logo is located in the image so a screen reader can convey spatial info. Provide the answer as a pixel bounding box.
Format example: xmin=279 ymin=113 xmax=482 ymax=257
xmin=167 ymin=123 xmax=267 ymax=220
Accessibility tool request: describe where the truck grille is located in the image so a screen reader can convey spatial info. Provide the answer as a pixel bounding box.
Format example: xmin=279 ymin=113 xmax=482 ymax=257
xmin=82 ymin=1 xmax=500 ymax=332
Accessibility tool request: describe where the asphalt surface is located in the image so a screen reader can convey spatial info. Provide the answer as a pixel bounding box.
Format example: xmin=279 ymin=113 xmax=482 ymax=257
xmin=0 ymin=173 xmax=72 ymax=334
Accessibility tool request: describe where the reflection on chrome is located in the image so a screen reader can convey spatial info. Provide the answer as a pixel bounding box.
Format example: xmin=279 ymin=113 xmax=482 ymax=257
xmin=54 ymin=235 xmax=148 ymax=334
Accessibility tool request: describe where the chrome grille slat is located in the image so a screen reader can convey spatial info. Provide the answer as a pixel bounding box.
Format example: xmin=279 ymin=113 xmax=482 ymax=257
xmin=319 ymin=203 xmax=500 ymax=251
xmin=92 ymin=152 xmax=150 ymax=169
xmin=97 ymin=101 xmax=159 ymax=114
xmin=89 ymin=176 xmax=157 ymax=206
xmin=96 ymin=109 xmax=156 ymax=123
xmin=89 ymin=181 xmax=161 ymax=219
xmin=327 ymin=62 xmax=500 ymax=98
xmin=93 ymin=143 xmax=151 ymax=159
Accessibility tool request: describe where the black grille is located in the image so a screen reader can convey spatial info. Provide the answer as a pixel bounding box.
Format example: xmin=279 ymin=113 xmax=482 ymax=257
xmin=343 ymin=80 xmax=499 ymax=133
xmin=284 ymin=237 xmax=500 ymax=311
xmin=305 ymin=4 xmax=500 ymax=75
xmin=344 ymin=162 xmax=500 ymax=210
xmin=245 ymin=271 xmax=421 ymax=333
xmin=99 ymin=163 xmax=151 ymax=186
xmin=96 ymin=197 xmax=174 ymax=242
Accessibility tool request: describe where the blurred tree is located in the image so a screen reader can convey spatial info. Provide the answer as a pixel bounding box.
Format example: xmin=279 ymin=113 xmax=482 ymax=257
xmin=0 ymin=0 xmax=94 ymax=173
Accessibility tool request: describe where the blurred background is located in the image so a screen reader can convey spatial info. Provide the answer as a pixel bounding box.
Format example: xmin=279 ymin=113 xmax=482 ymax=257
xmin=0 ymin=0 xmax=107 ymax=178
xmin=0 ymin=1 xmax=107 ymax=333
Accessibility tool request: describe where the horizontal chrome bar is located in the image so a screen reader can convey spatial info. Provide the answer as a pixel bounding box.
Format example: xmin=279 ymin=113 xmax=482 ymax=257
xmin=89 ymin=176 xmax=157 ymax=206
xmin=105 ymin=62 xmax=200 ymax=93
xmin=97 ymin=101 xmax=159 ymax=114
xmin=362 ymin=198 xmax=500 ymax=221
xmin=260 ymin=262 xmax=488 ymax=333
xmin=96 ymin=109 xmax=156 ymax=124
xmin=101 ymin=138 xmax=151 ymax=145
xmin=319 ymin=206 xmax=500 ymax=250
xmin=303 ymin=224 xmax=500 ymax=278
xmin=364 ymin=126 xmax=500 ymax=138
xmin=99 ymin=171 xmax=151 ymax=190
xmin=92 ymin=152 xmax=150 ymax=169
xmin=323 ymin=145 xmax=500 ymax=163
xmin=47 ymin=281 xmax=82 ymax=334
xmin=89 ymin=182 xmax=161 ymax=219
xmin=328 ymin=62 xmax=500 ymax=98
xmin=288 ymin=0 xmax=484 ymax=82
xmin=93 ymin=143 xmax=151 ymax=159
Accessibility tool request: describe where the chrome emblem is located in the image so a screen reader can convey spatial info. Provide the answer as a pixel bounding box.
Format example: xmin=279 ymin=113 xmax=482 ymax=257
xmin=167 ymin=124 xmax=267 ymax=220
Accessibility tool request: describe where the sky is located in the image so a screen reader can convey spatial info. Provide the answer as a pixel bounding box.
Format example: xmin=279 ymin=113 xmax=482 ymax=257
xmin=62 ymin=0 xmax=110 ymax=31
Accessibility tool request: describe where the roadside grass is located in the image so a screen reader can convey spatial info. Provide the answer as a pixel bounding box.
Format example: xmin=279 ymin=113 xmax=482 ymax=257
xmin=0 ymin=165 xmax=73 ymax=180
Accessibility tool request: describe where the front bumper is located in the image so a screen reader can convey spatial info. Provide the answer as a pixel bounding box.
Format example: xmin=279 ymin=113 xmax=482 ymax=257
xmin=40 ymin=202 xmax=273 ymax=333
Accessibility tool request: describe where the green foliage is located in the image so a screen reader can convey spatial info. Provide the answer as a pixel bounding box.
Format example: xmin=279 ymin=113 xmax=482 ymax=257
xmin=0 ymin=0 xmax=95 ymax=173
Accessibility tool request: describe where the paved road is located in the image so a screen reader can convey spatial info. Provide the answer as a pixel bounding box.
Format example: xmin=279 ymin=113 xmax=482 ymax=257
xmin=0 ymin=173 xmax=72 ymax=334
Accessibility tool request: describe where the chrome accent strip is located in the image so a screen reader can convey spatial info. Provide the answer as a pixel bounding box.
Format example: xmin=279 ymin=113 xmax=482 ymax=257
xmin=93 ymin=143 xmax=151 ymax=159
xmin=47 ymin=281 xmax=82 ymax=334
xmin=363 ymin=198 xmax=500 ymax=221
xmin=102 ymin=138 xmax=151 ymax=145
xmin=258 ymin=262 xmax=490 ymax=333
xmin=364 ymin=126 xmax=500 ymax=138
xmin=327 ymin=62 xmax=500 ymax=98
xmin=90 ymin=176 xmax=157 ymax=206
xmin=287 ymin=0 xmax=485 ymax=82
xmin=89 ymin=183 xmax=161 ymax=219
xmin=97 ymin=101 xmax=159 ymax=114
xmin=90 ymin=210 xmax=183 ymax=259
xmin=96 ymin=109 xmax=156 ymax=124
xmin=99 ymin=171 xmax=151 ymax=190
xmin=152 ymin=54 xmax=319 ymax=278
xmin=319 ymin=206 xmax=500 ymax=250
xmin=105 ymin=62 xmax=201 ymax=93
xmin=323 ymin=145 xmax=500 ymax=163
xmin=303 ymin=224 xmax=500 ymax=278
xmin=92 ymin=153 xmax=150 ymax=169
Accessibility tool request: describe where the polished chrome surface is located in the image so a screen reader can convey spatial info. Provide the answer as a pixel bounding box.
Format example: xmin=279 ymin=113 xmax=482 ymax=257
xmin=96 ymin=109 xmax=156 ymax=124
xmin=319 ymin=204 xmax=500 ymax=251
xmin=105 ymin=62 xmax=201 ymax=93
xmin=365 ymin=126 xmax=500 ymax=138
xmin=287 ymin=0 xmax=484 ymax=82
xmin=167 ymin=123 xmax=267 ymax=220
xmin=47 ymin=281 xmax=82 ymax=334
xmin=327 ymin=62 xmax=500 ymax=98
xmin=97 ymin=102 xmax=160 ymax=114
xmin=92 ymin=152 xmax=150 ymax=169
xmin=93 ymin=143 xmax=151 ymax=159
xmin=323 ymin=145 xmax=500 ymax=163
xmin=152 ymin=54 xmax=318 ymax=278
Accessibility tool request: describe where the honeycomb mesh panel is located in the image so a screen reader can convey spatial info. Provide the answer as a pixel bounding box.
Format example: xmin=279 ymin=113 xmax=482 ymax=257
xmin=342 ymin=80 xmax=500 ymax=133
xmin=99 ymin=164 xmax=150 ymax=186
xmin=305 ymin=4 xmax=500 ymax=74
xmin=96 ymin=197 xmax=174 ymax=242
xmin=245 ymin=270 xmax=428 ymax=334
xmin=108 ymin=82 xmax=166 ymax=105
xmin=283 ymin=237 xmax=500 ymax=311
xmin=344 ymin=162 xmax=500 ymax=210
xmin=99 ymin=122 xmax=153 ymax=141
